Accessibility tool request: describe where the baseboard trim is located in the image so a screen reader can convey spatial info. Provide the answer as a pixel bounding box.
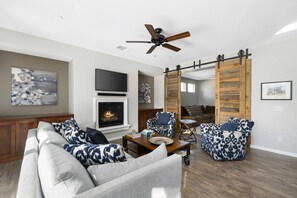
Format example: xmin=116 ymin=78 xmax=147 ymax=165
xmin=250 ymin=144 xmax=297 ymax=158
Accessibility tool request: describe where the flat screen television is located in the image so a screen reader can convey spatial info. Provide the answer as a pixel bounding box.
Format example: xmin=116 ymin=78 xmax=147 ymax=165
xmin=95 ymin=69 xmax=127 ymax=92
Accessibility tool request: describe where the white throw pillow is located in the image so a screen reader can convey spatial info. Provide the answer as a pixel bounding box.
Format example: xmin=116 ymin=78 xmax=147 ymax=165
xmin=87 ymin=143 xmax=167 ymax=186
xmin=38 ymin=144 xmax=95 ymax=198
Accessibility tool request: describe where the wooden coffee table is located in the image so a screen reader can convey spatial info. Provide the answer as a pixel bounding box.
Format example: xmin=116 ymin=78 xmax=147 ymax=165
xmin=122 ymin=134 xmax=191 ymax=165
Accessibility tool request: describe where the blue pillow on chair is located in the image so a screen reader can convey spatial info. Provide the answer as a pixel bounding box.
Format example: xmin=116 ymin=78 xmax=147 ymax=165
xmin=220 ymin=123 xmax=240 ymax=131
xmin=157 ymin=113 xmax=170 ymax=125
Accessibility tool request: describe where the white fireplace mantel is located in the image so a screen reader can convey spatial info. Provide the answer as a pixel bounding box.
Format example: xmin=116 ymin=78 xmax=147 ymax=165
xmin=94 ymin=96 xmax=130 ymax=133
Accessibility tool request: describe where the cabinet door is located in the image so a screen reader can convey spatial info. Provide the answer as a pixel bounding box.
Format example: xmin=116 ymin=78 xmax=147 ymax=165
xmin=16 ymin=119 xmax=37 ymax=156
xmin=0 ymin=121 xmax=16 ymax=160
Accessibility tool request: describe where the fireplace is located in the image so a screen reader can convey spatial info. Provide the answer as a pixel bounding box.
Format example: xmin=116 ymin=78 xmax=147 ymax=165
xmin=95 ymin=96 xmax=130 ymax=133
xmin=99 ymin=102 xmax=123 ymax=128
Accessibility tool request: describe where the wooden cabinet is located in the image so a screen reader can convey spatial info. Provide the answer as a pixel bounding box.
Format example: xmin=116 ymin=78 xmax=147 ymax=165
xmin=138 ymin=109 xmax=162 ymax=131
xmin=0 ymin=113 xmax=73 ymax=163
xmin=0 ymin=121 xmax=16 ymax=161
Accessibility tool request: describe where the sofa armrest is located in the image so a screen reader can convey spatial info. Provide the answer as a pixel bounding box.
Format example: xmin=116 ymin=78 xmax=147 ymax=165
xmin=74 ymin=154 xmax=182 ymax=198
xmin=17 ymin=129 xmax=43 ymax=198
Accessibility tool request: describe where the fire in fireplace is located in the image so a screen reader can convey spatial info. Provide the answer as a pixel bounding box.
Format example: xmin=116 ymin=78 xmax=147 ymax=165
xmin=98 ymin=102 xmax=124 ymax=128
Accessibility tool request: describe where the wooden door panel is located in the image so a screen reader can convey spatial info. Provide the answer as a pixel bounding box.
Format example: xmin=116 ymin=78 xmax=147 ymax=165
xmin=216 ymin=59 xmax=251 ymax=125
xmin=16 ymin=119 xmax=37 ymax=156
xmin=0 ymin=122 xmax=16 ymax=160
xmin=164 ymin=71 xmax=181 ymax=128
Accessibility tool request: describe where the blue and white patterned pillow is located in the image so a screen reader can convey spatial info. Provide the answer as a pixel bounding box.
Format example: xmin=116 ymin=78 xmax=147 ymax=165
xmin=52 ymin=117 xmax=92 ymax=144
xmin=63 ymin=144 xmax=127 ymax=168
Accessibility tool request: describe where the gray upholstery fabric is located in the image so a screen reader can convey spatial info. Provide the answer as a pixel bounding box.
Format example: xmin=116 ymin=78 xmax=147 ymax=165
xmin=38 ymin=144 xmax=95 ymax=198
xmin=17 ymin=127 xmax=182 ymax=198
xmin=37 ymin=121 xmax=68 ymax=149
xmin=37 ymin=121 xmax=55 ymax=133
xmin=37 ymin=129 xmax=68 ymax=149
xmin=75 ymin=154 xmax=182 ymax=198
xmin=16 ymin=129 xmax=43 ymax=198
xmin=88 ymin=143 xmax=167 ymax=185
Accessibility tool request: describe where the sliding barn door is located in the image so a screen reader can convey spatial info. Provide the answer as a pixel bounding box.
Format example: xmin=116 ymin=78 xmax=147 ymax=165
xmin=164 ymin=71 xmax=181 ymax=128
xmin=215 ymin=58 xmax=251 ymax=124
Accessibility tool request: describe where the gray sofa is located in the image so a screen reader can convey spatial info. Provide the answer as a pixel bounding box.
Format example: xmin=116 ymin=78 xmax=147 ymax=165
xmin=17 ymin=126 xmax=182 ymax=198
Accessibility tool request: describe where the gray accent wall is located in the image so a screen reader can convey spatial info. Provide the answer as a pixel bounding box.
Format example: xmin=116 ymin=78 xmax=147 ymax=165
xmin=0 ymin=50 xmax=69 ymax=116
xmin=197 ymin=79 xmax=215 ymax=106
xmin=181 ymin=77 xmax=199 ymax=106
xmin=181 ymin=77 xmax=215 ymax=106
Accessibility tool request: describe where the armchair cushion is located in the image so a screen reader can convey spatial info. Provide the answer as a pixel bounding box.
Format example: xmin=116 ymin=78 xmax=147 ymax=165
xmin=156 ymin=113 xmax=171 ymax=125
xmin=220 ymin=123 xmax=240 ymax=131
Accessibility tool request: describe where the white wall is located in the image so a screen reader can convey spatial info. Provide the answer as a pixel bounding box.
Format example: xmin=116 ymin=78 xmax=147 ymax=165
xmin=196 ymin=79 xmax=215 ymax=106
xmin=0 ymin=27 xmax=163 ymax=140
xmin=154 ymin=75 xmax=164 ymax=109
xmin=251 ymin=37 xmax=297 ymax=156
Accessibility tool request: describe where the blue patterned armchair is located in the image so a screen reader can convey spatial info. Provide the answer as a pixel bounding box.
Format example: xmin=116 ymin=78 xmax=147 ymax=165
xmin=147 ymin=112 xmax=176 ymax=138
xmin=200 ymin=117 xmax=254 ymax=161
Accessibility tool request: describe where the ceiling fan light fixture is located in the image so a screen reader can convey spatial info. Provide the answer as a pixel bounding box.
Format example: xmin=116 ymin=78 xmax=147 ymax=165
xmin=126 ymin=24 xmax=191 ymax=54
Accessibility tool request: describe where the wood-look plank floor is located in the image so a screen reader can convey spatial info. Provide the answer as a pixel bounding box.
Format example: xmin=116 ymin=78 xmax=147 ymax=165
xmin=1 ymin=138 xmax=297 ymax=198
xmin=0 ymin=160 xmax=22 ymax=198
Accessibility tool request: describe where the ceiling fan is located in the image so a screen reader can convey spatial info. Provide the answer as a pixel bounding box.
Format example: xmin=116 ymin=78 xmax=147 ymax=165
xmin=126 ymin=24 xmax=191 ymax=54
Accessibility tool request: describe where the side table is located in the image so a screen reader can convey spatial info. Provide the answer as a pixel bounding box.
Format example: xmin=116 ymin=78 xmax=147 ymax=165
xmin=179 ymin=119 xmax=197 ymax=143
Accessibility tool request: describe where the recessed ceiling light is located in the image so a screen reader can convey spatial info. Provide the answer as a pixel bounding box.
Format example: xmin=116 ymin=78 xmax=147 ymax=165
xmin=276 ymin=21 xmax=297 ymax=35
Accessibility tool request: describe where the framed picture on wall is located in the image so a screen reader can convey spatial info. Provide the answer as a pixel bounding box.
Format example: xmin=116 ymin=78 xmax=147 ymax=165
xmin=11 ymin=66 xmax=58 ymax=106
xmin=261 ymin=81 xmax=292 ymax=100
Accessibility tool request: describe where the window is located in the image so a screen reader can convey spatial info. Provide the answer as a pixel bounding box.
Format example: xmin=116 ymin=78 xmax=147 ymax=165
xmin=181 ymin=82 xmax=187 ymax=92
xmin=188 ymin=83 xmax=195 ymax=93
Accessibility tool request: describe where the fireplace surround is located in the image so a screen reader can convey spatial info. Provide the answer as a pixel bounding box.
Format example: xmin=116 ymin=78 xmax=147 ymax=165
xmin=95 ymin=96 xmax=130 ymax=133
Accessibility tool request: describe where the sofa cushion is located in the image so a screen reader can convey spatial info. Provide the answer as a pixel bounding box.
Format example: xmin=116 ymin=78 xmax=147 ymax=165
xmin=37 ymin=129 xmax=68 ymax=149
xmin=38 ymin=144 xmax=95 ymax=198
xmin=87 ymin=143 xmax=167 ymax=186
xmin=63 ymin=143 xmax=127 ymax=168
xmin=86 ymin=127 xmax=109 ymax=144
xmin=37 ymin=121 xmax=55 ymax=133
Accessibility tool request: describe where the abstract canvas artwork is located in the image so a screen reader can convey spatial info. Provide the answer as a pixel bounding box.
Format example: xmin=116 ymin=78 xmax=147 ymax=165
xmin=138 ymin=83 xmax=151 ymax=104
xmin=11 ymin=67 xmax=57 ymax=106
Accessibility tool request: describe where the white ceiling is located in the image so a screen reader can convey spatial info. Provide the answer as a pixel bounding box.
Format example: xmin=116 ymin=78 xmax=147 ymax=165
xmin=1 ymin=0 xmax=297 ymax=69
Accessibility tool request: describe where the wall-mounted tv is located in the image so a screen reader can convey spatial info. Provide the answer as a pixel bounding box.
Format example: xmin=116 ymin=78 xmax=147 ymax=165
xmin=95 ymin=69 xmax=127 ymax=92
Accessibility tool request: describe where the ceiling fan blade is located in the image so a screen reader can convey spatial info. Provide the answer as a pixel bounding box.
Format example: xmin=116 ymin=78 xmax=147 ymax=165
xmin=146 ymin=45 xmax=157 ymax=54
xmin=165 ymin=31 xmax=191 ymax=42
xmin=145 ymin=24 xmax=158 ymax=40
xmin=162 ymin=44 xmax=181 ymax=52
xmin=126 ymin=41 xmax=151 ymax=43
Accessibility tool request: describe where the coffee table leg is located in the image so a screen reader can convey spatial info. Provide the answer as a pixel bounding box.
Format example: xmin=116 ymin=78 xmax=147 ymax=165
xmin=184 ymin=144 xmax=190 ymax=166
xmin=122 ymin=136 xmax=128 ymax=152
